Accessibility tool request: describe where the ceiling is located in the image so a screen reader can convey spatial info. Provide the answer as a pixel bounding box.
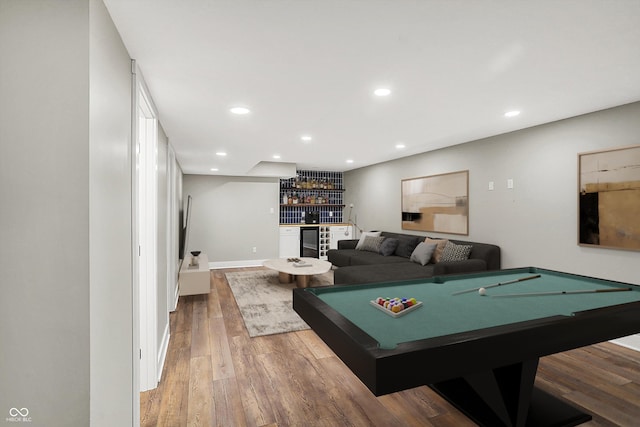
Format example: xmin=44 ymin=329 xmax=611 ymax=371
xmin=103 ymin=0 xmax=640 ymax=176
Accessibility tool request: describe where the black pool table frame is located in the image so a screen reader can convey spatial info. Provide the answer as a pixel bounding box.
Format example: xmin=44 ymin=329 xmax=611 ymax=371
xmin=293 ymin=268 xmax=640 ymax=427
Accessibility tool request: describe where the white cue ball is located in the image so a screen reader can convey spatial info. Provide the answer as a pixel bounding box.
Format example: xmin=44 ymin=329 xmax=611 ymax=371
xmin=478 ymin=287 xmax=487 ymax=296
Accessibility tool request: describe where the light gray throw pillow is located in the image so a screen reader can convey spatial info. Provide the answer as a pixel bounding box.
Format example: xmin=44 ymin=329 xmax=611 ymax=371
xmin=355 ymin=231 xmax=382 ymax=250
xmin=410 ymin=242 xmax=438 ymax=266
xmin=357 ymin=235 xmax=386 ymax=253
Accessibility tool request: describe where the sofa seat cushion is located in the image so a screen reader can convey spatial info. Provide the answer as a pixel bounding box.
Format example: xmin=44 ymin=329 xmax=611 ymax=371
xmin=327 ymin=249 xmax=356 ymax=267
xmin=327 ymin=249 xmax=408 ymax=267
xmin=334 ymin=262 xmax=436 ymax=285
xmin=349 ymin=252 xmax=408 ymax=266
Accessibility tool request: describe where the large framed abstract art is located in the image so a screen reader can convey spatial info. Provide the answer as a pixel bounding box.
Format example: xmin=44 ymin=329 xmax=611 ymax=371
xmin=579 ymin=145 xmax=640 ymax=251
xmin=401 ymin=170 xmax=469 ymax=235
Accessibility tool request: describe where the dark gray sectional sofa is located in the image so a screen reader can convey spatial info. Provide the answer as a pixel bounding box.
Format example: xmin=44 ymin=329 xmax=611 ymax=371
xmin=328 ymin=231 xmax=500 ymax=285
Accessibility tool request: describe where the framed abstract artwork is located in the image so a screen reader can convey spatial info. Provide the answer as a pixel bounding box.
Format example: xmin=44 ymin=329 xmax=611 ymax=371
xmin=401 ymin=170 xmax=469 ymax=235
xmin=578 ymin=145 xmax=640 ymax=251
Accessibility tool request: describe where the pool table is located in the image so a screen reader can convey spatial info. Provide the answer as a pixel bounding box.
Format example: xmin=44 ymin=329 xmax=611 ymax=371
xmin=292 ymin=267 xmax=640 ymax=427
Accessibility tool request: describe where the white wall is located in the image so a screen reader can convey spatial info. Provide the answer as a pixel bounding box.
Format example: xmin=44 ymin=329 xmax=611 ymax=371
xmin=89 ymin=0 xmax=135 ymax=424
xmin=0 ymin=1 xmax=90 ymax=425
xmin=345 ymin=102 xmax=640 ymax=348
xmin=183 ymin=175 xmax=280 ymax=266
xmin=1 ymin=0 xmax=134 ymax=425
xmin=345 ymin=102 xmax=640 ymax=284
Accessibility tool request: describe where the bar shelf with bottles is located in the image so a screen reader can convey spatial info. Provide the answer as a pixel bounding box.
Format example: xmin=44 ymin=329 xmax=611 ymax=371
xmin=280 ymin=170 xmax=344 ymax=224
xmin=280 ymin=190 xmax=344 ymax=207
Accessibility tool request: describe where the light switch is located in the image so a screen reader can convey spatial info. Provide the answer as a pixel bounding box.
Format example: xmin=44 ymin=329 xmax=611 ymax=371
xmin=488 ymin=181 xmax=494 ymax=191
xmin=507 ymin=179 xmax=514 ymax=189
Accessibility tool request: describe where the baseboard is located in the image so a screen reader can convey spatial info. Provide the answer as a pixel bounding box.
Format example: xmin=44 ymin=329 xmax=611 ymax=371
xmin=157 ymin=322 xmax=170 ymax=382
xmin=170 ymin=280 xmax=179 ymax=312
xmin=610 ymin=335 xmax=640 ymax=352
xmin=209 ymin=259 xmax=266 ymax=269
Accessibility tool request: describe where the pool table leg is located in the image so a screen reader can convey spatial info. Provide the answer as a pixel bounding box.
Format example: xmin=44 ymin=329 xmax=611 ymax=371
xmin=430 ymin=358 xmax=591 ymax=427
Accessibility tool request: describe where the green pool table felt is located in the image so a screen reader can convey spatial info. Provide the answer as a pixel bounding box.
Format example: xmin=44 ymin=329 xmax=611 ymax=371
xmin=309 ymin=269 xmax=640 ymax=349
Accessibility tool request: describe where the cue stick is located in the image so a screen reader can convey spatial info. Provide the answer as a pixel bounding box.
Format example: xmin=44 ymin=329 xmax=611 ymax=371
xmin=452 ymin=274 xmax=541 ymax=295
xmin=492 ymin=287 xmax=633 ymax=298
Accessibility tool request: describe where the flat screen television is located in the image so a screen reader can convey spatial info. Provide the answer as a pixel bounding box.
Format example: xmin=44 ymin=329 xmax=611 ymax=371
xmin=178 ymin=195 xmax=193 ymax=264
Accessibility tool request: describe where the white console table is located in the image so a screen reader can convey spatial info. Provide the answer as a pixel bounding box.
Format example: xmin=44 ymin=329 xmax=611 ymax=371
xmin=179 ymin=253 xmax=210 ymax=296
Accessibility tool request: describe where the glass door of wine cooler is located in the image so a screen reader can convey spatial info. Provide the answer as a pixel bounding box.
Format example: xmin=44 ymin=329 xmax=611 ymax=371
xmin=300 ymin=226 xmax=319 ymax=258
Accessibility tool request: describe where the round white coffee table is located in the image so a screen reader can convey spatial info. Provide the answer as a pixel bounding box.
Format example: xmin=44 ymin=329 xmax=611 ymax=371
xmin=263 ymin=257 xmax=332 ymax=288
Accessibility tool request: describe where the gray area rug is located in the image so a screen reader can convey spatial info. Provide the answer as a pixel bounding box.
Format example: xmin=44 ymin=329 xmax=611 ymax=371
xmin=226 ymin=269 xmax=333 ymax=337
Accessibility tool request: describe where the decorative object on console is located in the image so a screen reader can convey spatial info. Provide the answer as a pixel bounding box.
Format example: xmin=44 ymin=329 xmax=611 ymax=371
xmin=578 ymin=144 xmax=640 ymax=251
xmin=189 ymin=250 xmax=201 ymax=267
xmin=401 ymin=170 xmax=469 ymax=235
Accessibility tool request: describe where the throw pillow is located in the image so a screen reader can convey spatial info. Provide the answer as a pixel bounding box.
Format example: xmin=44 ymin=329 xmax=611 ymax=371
xmin=393 ymin=235 xmax=421 ymax=258
xmin=357 ymin=235 xmax=386 ymax=253
xmin=424 ymin=238 xmax=448 ymax=263
xmin=355 ymin=231 xmax=382 ymax=250
xmin=379 ymin=238 xmax=399 ymax=256
xmin=439 ymin=241 xmax=472 ymax=262
xmin=410 ymin=242 xmax=438 ymax=266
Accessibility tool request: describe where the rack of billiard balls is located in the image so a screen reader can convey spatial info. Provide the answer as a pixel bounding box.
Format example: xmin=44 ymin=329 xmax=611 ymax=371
xmin=370 ymin=297 xmax=422 ymax=317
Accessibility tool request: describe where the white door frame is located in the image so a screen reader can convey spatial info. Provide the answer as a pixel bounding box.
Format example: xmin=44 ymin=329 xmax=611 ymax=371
xmin=133 ymin=64 xmax=159 ymax=392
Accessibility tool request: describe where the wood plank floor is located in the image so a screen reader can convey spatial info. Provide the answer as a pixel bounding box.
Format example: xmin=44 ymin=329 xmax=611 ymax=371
xmin=141 ymin=267 xmax=640 ymax=426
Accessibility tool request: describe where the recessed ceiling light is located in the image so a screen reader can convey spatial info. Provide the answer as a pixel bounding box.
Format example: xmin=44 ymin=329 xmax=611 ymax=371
xmin=374 ymin=88 xmax=391 ymax=97
xmin=210 ymin=168 xmax=219 ymax=172
xmin=504 ymin=110 xmax=520 ymax=118
xmin=395 ymin=142 xmax=406 ymax=149
xmin=216 ymin=152 xmax=227 ymax=156
xmin=272 ymin=154 xmax=281 ymax=159
xmin=346 ymin=159 xmax=354 ymax=164
xmin=301 ymin=135 xmax=312 ymax=142
xmin=230 ymin=106 xmax=250 ymax=115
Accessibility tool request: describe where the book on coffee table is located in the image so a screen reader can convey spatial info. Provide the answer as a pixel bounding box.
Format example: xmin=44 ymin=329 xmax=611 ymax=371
xmin=293 ymin=261 xmax=312 ymax=268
